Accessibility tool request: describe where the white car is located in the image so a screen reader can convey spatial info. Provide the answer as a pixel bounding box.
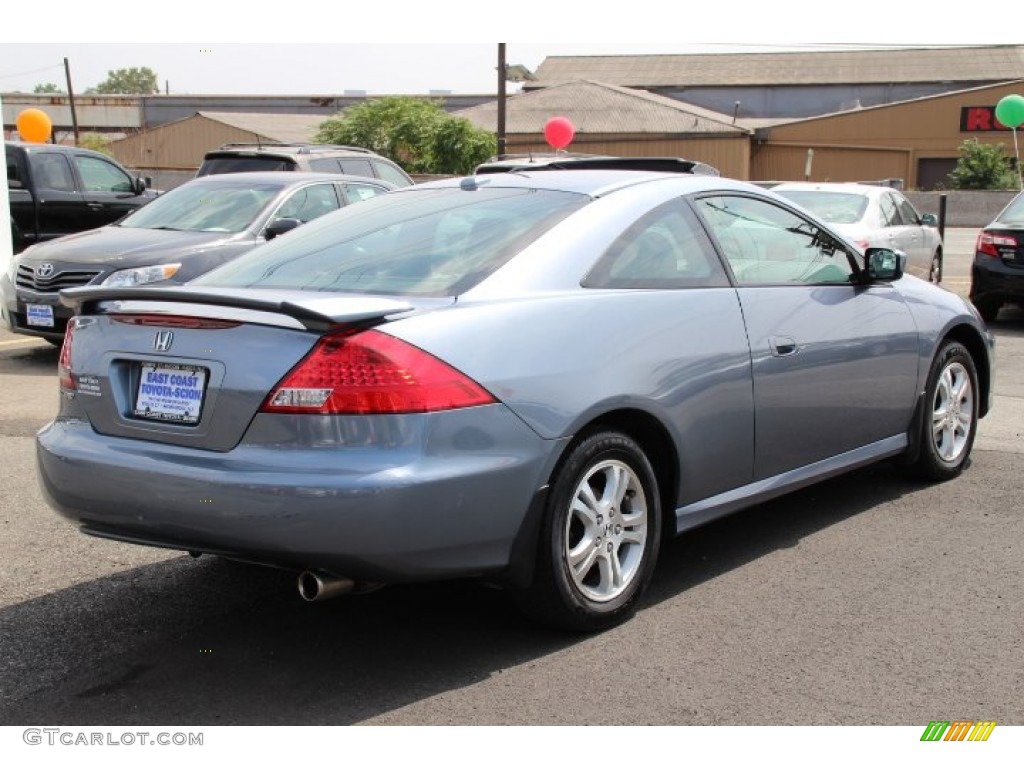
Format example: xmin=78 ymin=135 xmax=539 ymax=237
xmin=773 ymin=182 xmax=943 ymax=283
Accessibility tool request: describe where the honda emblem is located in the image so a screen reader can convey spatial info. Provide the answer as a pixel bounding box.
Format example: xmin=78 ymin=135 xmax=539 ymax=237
xmin=153 ymin=331 xmax=174 ymax=352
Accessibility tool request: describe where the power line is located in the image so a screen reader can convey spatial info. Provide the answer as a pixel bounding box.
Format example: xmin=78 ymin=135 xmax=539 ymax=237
xmin=0 ymin=62 xmax=65 ymax=83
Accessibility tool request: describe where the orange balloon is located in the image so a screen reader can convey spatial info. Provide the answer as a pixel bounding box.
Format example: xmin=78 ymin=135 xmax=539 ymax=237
xmin=16 ymin=108 xmax=52 ymax=143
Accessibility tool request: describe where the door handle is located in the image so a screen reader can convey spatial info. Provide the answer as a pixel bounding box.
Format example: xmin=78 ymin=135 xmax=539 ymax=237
xmin=86 ymin=202 xmax=104 ymax=209
xmin=769 ymin=336 xmax=799 ymax=357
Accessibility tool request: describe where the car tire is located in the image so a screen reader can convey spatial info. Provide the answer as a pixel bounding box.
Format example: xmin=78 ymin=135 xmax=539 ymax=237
xmin=929 ymin=251 xmax=943 ymax=284
xmin=908 ymin=341 xmax=979 ymax=481
xmin=972 ymin=297 xmax=1000 ymax=324
xmin=514 ymin=431 xmax=661 ymax=632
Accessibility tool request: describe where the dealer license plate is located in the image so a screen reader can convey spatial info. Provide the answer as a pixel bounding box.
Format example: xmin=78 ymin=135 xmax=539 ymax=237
xmin=133 ymin=363 xmax=208 ymax=424
xmin=26 ymin=304 xmax=54 ymax=327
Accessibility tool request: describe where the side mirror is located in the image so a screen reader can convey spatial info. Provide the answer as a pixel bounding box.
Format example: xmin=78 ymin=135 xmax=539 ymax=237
xmin=133 ymin=177 xmax=148 ymax=195
xmin=920 ymin=213 xmax=938 ymax=227
xmin=864 ymin=247 xmax=905 ymax=281
xmin=264 ymin=217 xmax=302 ymax=240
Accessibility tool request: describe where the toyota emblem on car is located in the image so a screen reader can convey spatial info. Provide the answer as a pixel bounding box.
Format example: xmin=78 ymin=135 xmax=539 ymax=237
xmin=36 ymin=264 xmax=55 ymax=278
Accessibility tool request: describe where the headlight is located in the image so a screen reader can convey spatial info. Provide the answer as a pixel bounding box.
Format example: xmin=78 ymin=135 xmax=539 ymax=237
xmin=101 ymin=263 xmax=181 ymax=287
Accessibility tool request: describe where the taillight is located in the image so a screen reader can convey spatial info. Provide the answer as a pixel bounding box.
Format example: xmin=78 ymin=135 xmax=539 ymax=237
xmin=261 ymin=329 xmax=496 ymax=415
xmin=977 ymin=231 xmax=1017 ymax=258
xmin=58 ymin=319 xmax=76 ymax=392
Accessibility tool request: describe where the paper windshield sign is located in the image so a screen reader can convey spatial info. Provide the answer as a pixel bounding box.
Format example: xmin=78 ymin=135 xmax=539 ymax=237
xmin=134 ymin=363 xmax=207 ymax=424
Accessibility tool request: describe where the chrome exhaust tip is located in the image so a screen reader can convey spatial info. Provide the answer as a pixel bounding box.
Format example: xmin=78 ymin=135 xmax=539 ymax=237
xmin=297 ymin=570 xmax=355 ymax=602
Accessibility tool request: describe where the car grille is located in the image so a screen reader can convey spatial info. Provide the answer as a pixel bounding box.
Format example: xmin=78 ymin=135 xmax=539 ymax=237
xmin=16 ymin=264 xmax=103 ymax=292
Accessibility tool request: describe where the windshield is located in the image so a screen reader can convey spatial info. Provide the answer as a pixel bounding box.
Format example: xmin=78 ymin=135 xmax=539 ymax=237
xmin=195 ymin=186 xmax=589 ymax=296
xmin=997 ymin=193 xmax=1024 ymax=225
xmin=775 ymin=190 xmax=869 ymax=224
xmin=118 ymin=180 xmax=285 ymax=233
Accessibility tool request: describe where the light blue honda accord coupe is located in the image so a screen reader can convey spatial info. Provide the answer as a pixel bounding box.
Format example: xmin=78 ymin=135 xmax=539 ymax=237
xmin=39 ymin=160 xmax=993 ymax=631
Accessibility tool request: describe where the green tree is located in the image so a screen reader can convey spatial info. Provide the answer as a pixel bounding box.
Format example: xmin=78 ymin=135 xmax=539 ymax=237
xmin=33 ymin=82 xmax=62 ymax=94
xmin=315 ymin=96 xmax=495 ymax=175
xmin=91 ymin=67 xmax=160 ymax=95
xmin=949 ymin=139 xmax=1017 ymax=190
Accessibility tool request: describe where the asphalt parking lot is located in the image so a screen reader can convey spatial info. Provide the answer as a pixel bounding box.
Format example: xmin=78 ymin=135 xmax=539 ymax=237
xmin=0 ymin=229 xmax=1021 ymax=726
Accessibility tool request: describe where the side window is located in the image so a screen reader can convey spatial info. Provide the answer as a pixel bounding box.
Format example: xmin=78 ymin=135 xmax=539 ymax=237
xmin=694 ymin=195 xmax=855 ymax=285
xmin=374 ymin=161 xmax=412 ymax=186
xmin=308 ymin=158 xmax=342 ymax=173
xmin=878 ymin=193 xmax=901 ymax=227
xmin=895 ymin=194 xmax=921 ymax=225
xmin=30 ymin=153 xmax=77 ymax=192
xmin=339 ymin=159 xmax=374 ymax=178
xmin=343 ymin=183 xmax=389 ymax=204
xmin=584 ymin=199 xmax=728 ymax=289
xmin=6 ymin=149 xmax=23 ymax=188
xmin=274 ymin=184 xmax=341 ymax=223
xmin=75 ymin=155 xmax=134 ymax=193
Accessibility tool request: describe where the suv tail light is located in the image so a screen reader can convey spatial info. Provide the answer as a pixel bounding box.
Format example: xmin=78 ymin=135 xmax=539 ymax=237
xmin=261 ymin=329 xmax=496 ymax=415
xmin=977 ymin=231 xmax=1017 ymax=258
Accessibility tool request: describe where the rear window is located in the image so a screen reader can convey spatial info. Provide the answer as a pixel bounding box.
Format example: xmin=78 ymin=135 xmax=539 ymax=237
xmin=195 ymin=186 xmax=588 ymax=296
xmin=774 ymin=190 xmax=869 ymax=224
xmin=996 ymin=192 xmax=1024 ymax=225
xmin=198 ymin=156 xmax=297 ymax=175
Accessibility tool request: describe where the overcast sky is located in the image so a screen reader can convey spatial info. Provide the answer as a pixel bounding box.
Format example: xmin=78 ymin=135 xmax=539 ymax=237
xmin=2 ymin=4 xmax=1016 ymax=97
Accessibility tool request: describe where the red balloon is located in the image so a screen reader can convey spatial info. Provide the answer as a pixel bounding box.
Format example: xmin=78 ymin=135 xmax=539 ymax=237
xmin=544 ymin=117 xmax=575 ymax=150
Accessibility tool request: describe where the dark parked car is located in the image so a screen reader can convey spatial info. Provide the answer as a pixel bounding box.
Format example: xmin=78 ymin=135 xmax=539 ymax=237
xmin=970 ymin=190 xmax=1024 ymax=321
xmin=40 ymin=165 xmax=992 ymax=631
xmin=197 ymin=142 xmax=414 ymax=187
xmin=2 ymin=171 xmax=395 ymax=341
xmin=6 ymin=140 xmax=158 ymax=253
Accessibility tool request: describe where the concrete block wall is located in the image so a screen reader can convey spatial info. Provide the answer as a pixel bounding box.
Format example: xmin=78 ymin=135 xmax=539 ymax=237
xmin=905 ymin=190 xmax=1018 ymax=227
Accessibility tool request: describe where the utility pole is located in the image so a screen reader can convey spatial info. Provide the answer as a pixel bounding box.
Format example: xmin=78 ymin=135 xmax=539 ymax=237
xmin=63 ymin=57 xmax=80 ymax=146
xmin=497 ymin=43 xmax=507 ymax=157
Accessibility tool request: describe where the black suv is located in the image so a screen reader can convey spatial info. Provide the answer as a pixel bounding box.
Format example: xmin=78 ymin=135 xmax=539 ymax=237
xmin=197 ymin=143 xmax=414 ymax=186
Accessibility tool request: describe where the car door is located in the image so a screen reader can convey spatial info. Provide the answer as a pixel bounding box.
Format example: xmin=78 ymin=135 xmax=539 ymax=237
xmin=894 ymin=192 xmax=936 ymax=278
xmin=26 ymin=151 xmax=86 ymax=240
xmin=692 ymin=193 xmax=920 ymax=480
xmin=878 ymin=190 xmax=922 ymax=264
xmin=267 ymin=182 xmax=343 ymax=226
xmin=72 ymin=153 xmax=150 ymax=228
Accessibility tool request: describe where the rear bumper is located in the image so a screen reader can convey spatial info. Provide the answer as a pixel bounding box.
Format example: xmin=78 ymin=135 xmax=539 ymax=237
xmin=970 ymin=257 xmax=1024 ymax=304
xmin=37 ymin=406 xmax=562 ymax=582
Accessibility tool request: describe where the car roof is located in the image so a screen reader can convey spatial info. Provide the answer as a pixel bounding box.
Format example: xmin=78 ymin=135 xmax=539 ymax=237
xmin=205 ymin=142 xmax=382 ymax=157
xmin=6 ymin=140 xmax=110 ymax=158
xmin=772 ymin=181 xmax=890 ymax=197
xmin=411 ymin=168 xmax=752 ymax=198
xmin=181 ymin=171 xmax=399 ymax=188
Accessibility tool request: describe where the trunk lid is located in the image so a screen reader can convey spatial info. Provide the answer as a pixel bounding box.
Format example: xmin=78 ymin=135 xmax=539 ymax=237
xmin=59 ymin=287 xmax=416 ymax=450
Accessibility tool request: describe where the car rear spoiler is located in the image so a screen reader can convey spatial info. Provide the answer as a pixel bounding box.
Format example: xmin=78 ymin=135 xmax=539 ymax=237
xmin=60 ymin=285 xmax=415 ymax=331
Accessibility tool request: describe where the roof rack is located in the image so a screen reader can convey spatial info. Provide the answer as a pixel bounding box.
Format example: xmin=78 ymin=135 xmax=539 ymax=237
xmin=213 ymin=142 xmax=377 ymax=156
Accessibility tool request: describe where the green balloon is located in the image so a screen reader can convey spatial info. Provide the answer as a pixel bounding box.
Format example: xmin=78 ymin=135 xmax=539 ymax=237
xmin=995 ymin=94 xmax=1024 ymax=129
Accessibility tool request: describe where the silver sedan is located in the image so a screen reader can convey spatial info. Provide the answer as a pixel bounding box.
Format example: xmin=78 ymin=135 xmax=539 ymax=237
xmin=772 ymin=181 xmax=944 ymax=283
